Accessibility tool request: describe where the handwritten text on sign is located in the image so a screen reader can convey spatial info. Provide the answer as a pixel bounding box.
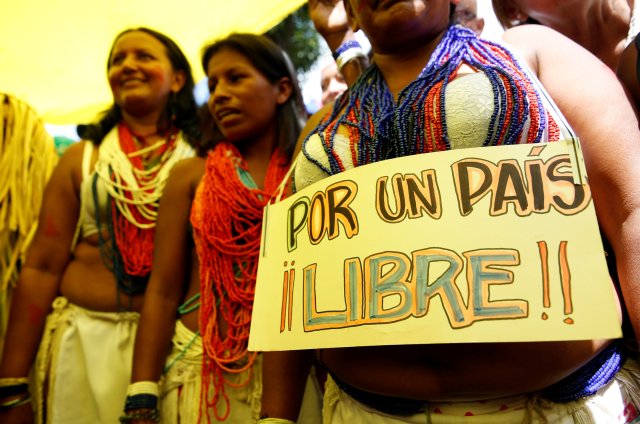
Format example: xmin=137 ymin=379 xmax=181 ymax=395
xmin=249 ymin=141 xmax=620 ymax=351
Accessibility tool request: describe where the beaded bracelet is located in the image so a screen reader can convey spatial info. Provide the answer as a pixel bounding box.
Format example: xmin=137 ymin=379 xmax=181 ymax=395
xmin=119 ymin=408 xmax=160 ymax=423
xmin=124 ymin=393 xmax=158 ymax=411
xmin=332 ymin=39 xmax=362 ymax=60
xmin=0 ymin=394 xmax=32 ymax=410
xmin=332 ymin=39 xmax=367 ymax=73
xmin=0 ymin=377 xmax=29 ymax=387
xmin=0 ymin=383 xmax=29 ymax=400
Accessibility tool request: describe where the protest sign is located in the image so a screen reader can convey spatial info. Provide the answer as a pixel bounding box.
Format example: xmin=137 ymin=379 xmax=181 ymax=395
xmin=249 ymin=140 xmax=621 ymax=351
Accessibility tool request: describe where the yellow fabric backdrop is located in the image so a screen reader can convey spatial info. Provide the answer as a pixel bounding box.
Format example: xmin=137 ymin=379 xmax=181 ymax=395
xmin=0 ymin=0 xmax=305 ymax=124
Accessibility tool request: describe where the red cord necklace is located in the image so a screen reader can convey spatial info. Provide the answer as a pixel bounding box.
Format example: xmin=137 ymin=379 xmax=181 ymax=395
xmin=191 ymin=141 xmax=289 ymax=421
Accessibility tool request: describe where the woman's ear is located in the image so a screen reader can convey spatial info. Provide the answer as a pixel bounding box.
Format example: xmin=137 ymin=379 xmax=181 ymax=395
xmin=170 ymin=69 xmax=187 ymax=93
xmin=344 ymin=0 xmax=361 ymax=32
xmin=275 ymin=77 xmax=293 ymax=105
xmin=503 ymin=0 xmax=529 ymax=23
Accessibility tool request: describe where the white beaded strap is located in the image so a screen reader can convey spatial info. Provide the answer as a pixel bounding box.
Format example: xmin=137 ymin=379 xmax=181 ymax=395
xmin=70 ymin=141 xmax=94 ymax=252
xmin=273 ymin=154 xmax=300 ymax=203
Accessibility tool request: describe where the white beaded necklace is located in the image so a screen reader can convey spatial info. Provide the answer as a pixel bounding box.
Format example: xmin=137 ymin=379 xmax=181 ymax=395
xmin=93 ymin=126 xmax=195 ymax=229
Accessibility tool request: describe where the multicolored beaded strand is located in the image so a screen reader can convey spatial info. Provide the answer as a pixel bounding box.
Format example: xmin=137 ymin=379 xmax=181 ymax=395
xmin=305 ymin=25 xmax=556 ymax=176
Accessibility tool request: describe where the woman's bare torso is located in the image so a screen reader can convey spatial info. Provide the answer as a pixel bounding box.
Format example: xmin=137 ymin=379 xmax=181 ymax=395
xmin=58 ymin=138 xmax=178 ymax=313
xmin=321 ymin=335 xmax=615 ymax=402
xmin=60 ymin=236 xmax=145 ymax=312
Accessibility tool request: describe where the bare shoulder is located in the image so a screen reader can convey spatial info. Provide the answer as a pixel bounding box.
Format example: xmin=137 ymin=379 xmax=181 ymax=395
xmin=304 ymin=103 xmax=334 ymax=138
xmin=501 ymin=23 xmax=563 ymax=42
xmin=171 ymin=155 xmax=205 ymax=176
xmin=166 ymin=156 xmax=206 ymax=197
xmin=501 ymin=24 xmax=623 ymax=119
xmin=501 ymin=24 xmax=573 ymax=49
xmin=50 ymin=140 xmax=89 ymax=189
xmin=56 ymin=140 xmax=86 ymax=169
xmin=501 ymin=24 xmax=591 ymax=74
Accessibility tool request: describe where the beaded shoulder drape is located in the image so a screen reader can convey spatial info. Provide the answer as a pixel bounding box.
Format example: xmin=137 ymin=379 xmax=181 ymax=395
xmin=191 ymin=141 xmax=289 ymax=422
xmin=304 ymin=25 xmax=559 ymax=176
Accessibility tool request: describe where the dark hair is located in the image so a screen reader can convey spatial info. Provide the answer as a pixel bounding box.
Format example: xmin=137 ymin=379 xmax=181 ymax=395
xmin=201 ymin=33 xmax=306 ymax=159
xmin=77 ymin=27 xmax=200 ymax=147
xmin=196 ymin=103 xmax=224 ymax=157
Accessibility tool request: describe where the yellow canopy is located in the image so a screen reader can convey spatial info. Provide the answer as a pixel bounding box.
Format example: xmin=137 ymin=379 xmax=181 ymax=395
xmin=0 ymin=0 xmax=304 ymax=124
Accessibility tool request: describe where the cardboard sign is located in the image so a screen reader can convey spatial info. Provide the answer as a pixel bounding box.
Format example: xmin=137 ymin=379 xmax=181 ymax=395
xmin=249 ymin=141 xmax=621 ymax=351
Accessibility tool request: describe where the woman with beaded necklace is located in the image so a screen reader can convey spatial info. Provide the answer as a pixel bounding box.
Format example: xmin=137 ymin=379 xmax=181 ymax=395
xmin=123 ymin=33 xmax=322 ymax=423
xmin=261 ymin=0 xmax=640 ymax=423
xmin=0 ymin=27 xmax=199 ymax=424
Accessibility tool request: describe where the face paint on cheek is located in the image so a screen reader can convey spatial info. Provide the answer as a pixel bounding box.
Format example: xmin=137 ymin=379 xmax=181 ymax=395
xmin=28 ymin=304 xmax=46 ymax=326
xmin=43 ymin=214 xmax=60 ymax=238
xmin=147 ymin=66 xmax=165 ymax=85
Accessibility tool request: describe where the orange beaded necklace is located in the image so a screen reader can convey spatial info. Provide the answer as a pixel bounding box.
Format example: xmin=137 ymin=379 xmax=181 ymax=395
xmin=190 ymin=141 xmax=289 ymax=421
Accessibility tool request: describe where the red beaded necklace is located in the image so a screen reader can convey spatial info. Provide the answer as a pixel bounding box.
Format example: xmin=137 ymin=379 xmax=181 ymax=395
xmin=112 ymin=123 xmax=177 ymax=279
xmin=190 ymin=141 xmax=289 ymax=421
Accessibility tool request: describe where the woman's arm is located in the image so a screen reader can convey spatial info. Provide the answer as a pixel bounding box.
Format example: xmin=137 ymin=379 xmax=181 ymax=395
xmin=260 ymin=105 xmax=332 ymax=420
xmin=309 ymin=0 xmax=368 ymax=87
xmin=261 ymin=350 xmax=315 ymax=421
xmin=505 ymin=25 xmax=640 ymax=347
xmin=130 ymin=158 xmax=204 ymax=383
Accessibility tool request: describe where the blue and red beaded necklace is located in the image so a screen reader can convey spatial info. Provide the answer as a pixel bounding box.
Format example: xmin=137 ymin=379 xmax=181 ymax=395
xmin=307 ymin=25 xmax=558 ymax=175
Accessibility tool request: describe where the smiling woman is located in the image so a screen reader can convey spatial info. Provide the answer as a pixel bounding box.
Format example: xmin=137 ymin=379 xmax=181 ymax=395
xmin=108 ymin=32 xmax=185 ymax=120
xmin=0 ymin=27 xmax=200 ymax=424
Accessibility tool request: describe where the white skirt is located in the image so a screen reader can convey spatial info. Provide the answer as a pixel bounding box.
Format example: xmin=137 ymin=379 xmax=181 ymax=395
xmin=34 ymin=296 xmax=139 ymax=424
xmin=161 ymin=320 xmax=323 ymax=423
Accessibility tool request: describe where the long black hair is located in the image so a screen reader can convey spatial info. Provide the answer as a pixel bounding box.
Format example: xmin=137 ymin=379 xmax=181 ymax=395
xmin=77 ymin=27 xmax=200 ymax=147
xmin=201 ymin=33 xmax=306 ymax=159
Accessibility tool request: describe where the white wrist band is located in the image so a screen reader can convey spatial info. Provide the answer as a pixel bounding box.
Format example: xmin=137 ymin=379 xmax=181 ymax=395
xmin=126 ymin=381 xmax=159 ymax=397
xmin=336 ymin=47 xmax=367 ymax=72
